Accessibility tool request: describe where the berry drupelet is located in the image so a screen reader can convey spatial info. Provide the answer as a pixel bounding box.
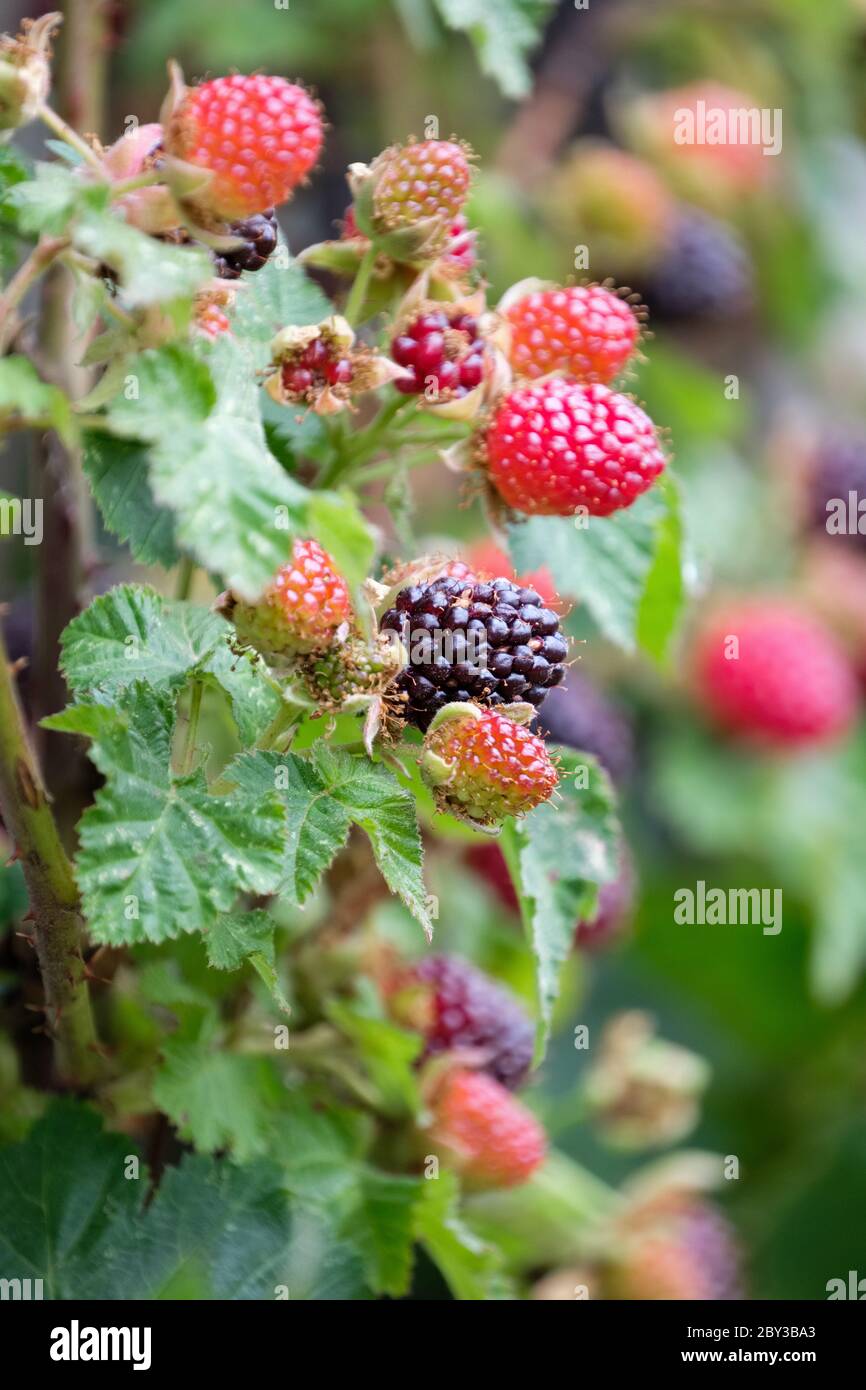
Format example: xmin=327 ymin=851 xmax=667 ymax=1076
xmin=380 ymin=573 xmax=567 ymax=730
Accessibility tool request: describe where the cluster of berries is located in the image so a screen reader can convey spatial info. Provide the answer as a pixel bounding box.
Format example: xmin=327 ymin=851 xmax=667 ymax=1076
xmin=387 ymin=953 xmax=545 ymax=1188
xmin=228 ymin=542 xmax=562 ymax=824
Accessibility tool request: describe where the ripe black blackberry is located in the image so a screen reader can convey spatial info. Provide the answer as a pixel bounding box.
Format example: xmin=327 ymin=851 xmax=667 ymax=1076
xmin=380 ymin=574 xmax=567 ymax=730
xmin=640 ymin=206 xmax=752 ymax=322
xmin=413 ymin=954 xmax=533 ymax=1090
xmin=214 ymin=209 xmax=278 ymax=279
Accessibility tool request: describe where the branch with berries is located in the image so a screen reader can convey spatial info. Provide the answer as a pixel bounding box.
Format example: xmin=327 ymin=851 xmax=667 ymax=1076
xmin=0 ymin=10 xmax=757 ymax=1302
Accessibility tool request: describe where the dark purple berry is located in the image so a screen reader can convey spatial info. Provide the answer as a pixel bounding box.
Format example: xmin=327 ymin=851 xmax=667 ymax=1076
xmin=640 ymin=205 xmax=753 ymax=322
xmin=214 ymin=208 xmax=279 ymax=278
xmin=412 ymin=954 xmax=533 ymax=1089
xmin=382 ymin=573 xmax=568 ymax=729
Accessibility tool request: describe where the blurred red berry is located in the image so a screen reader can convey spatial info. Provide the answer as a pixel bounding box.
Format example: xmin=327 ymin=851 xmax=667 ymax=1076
xmin=692 ymin=599 xmax=859 ymax=746
xmin=427 ymin=1068 xmax=545 ymax=1188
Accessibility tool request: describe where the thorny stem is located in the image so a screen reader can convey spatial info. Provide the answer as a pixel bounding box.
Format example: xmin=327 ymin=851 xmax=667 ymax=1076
xmin=0 ymin=625 xmax=102 ymax=1085
xmin=0 ymin=237 xmax=70 ymax=354
xmin=343 ymin=243 xmax=377 ymax=327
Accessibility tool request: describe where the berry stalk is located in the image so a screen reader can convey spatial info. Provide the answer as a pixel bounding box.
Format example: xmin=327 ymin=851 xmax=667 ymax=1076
xmin=0 ymin=624 xmax=102 ymax=1086
xmin=343 ymin=243 xmax=378 ymax=328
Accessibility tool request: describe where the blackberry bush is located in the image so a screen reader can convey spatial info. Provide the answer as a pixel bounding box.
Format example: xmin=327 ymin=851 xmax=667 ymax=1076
xmin=0 ymin=3 xmax=778 ymax=1315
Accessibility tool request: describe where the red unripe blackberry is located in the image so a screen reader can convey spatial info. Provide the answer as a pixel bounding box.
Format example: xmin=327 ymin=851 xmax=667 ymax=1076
xmin=374 ymin=139 xmax=471 ymax=230
xmin=484 ymin=378 xmax=666 ymax=517
xmin=426 ymin=1068 xmax=546 ymax=1189
xmin=381 ymin=573 xmax=566 ymax=730
xmin=391 ymin=307 xmax=488 ymax=399
xmin=614 ymin=1199 xmax=742 ymax=1301
xmin=423 ymin=708 xmax=558 ymax=824
xmin=692 ymin=598 xmax=858 ymax=746
xmin=410 ymin=954 xmax=533 ymax=1089
xmin=230 ymin=538 xmax=351 ymax=658
xmin=214 ymin=209 xmax=278 ymax=279
xmin=505 ymin=284 xmax=640 ymax=384
xmin=168 ymin=74 xmax=323 ymax=220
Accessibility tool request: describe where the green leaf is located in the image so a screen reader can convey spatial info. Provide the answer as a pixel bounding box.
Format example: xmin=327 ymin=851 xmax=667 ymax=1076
xmin=3 ymin=161 xmax=109 ymax=236
xmin=153 ymin=1014 xmax=284 ymax=1162
xmin=269 ymin=1094 xmax=421 ymax=1296
xmin=83 ymin=432 xmax=180 ymax=567
xmin=227 ymin=243 xmax=332 ymax=360
xmin=327 ymin=999 xmax=422 ymax=1117
xmin=73 ymin=208 xmax=212 ymax=307
xmin=205 ymin=909 xmax=290 ymax=1015
xmin=0 ymin=355 xmax=74 ymax=443
xmin=501 ymin=750 xmax=619 ymax=1058
xmin=350 ymin=1170 xmax=422 ymax=1298
xmin=51 ymin=684 xmax=285 ymax=944
xmin=307 ymin=489 xmax=377 ymax=598
xmin=150 ymin=415 xmax=308 ymax=598
xmin=106 ymin=346 xmax=310 ymax=599
xmin=0 ymin=1100 xmax=367 ymax=1299
xmin=432 ymin=0 xmax=553 ymax=99
xmin=414 ymin=1170 xmax=504 ymax=1300
xmin=230 ymin=745 xmax=434 ymax=937
xmin=636 ymin=473 xmax=685 ymax=662
xmin=508 ymin=481 xmax=684 ymax=657
xmin=107 ymin=343 xmax=217 ymax=438
xmin=60 ymin=585 xmax=220 ymax=694
xmin=58 ymin=584 xmax=282 ymax=746
xmin=270 ymin=1092 xmax=366 ymax=1212
xmin=0 ymin=146 xmax=29 ymax=276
